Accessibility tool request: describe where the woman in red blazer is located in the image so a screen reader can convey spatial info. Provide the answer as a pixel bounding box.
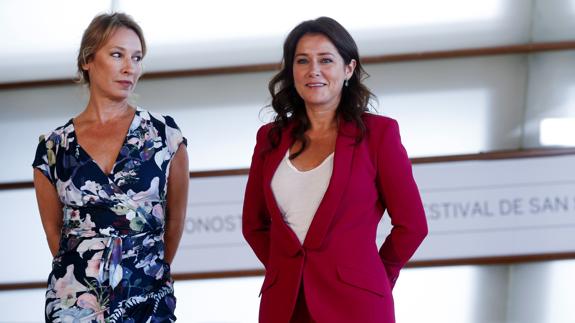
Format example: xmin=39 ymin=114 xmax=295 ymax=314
xmin=242 ymin=17 xmax=428 ymax=323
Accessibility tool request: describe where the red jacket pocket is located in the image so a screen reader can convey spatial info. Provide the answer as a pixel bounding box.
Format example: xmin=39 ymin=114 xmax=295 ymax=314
xmin=337 ymin=265 xmax=388 ymax=297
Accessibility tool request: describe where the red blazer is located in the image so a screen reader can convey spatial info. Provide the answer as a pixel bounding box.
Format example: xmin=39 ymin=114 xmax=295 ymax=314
xmin=242 ymin=114 xmax=428 ymax=323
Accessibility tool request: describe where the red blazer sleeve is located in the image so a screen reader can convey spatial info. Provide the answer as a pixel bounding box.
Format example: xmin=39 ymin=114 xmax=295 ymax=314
xmin=242 ymin=125 xmax=272 ymax=268
xmin=377 ymin=119 xmax=428 ymax=289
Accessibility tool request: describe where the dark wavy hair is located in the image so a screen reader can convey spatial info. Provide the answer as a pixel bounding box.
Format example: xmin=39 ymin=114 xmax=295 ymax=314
xmin=267 ymin=16 xmax=376 ymax=158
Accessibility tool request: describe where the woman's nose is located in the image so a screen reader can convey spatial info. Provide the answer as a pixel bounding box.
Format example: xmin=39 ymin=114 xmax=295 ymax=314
xmin=122 ymin=58 xmax=135 ymax=74
xmin=307 ymin=61 xmax=320 ymax=77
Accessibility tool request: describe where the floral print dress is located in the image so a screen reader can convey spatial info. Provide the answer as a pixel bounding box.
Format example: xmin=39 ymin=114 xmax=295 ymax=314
xmin=33 ymin=107 xmax=186 ymax=322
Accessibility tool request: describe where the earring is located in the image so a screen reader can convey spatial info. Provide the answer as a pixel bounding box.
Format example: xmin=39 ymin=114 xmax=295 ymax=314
xmin=344 ymin=79 xmax=349 ymax=87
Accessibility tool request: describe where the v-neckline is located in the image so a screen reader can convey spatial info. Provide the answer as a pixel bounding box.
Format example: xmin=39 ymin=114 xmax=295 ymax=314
xmin=285 ymin=150 xmax=335 ymax=173
xmin=262 ymin=118 xmax=357 ymax=252
xmin=70 ymin=107 xmax=139 ymax=178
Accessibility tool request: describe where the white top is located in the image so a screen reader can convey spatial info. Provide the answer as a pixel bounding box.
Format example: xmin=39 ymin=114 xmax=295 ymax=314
xmin=271 ymin=150 xmax=334 ymax=244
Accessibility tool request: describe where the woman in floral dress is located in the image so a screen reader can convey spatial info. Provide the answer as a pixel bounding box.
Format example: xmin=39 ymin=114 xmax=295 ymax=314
xmin=32 ymin=13 xmax=189 ymax=322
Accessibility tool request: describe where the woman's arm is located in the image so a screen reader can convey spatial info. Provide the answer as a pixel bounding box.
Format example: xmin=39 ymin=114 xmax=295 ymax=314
xmin=33 ymin=169 xmax=63 ymax=257
xmin=164 ymin=144 xmax=189 ymax=264
xmin=242 ymin=126 xmax=272 ymax=268
xmin=376 ymin=119 xmax=428 ymax=288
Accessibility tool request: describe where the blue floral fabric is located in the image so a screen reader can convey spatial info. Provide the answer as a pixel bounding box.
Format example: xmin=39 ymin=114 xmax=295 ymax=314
xmin=33 ymin=107 xmax=186 ymax=323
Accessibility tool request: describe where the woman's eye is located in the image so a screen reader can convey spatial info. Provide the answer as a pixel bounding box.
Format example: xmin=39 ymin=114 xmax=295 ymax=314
xmin=111 ymin=52 xmax=122 ymax=58
xmin=296 ymin=58 xmax=308 ymax=64
xmin=133 ymin=56 xmax=143 ymax=62
xmin=321 ymin=58 xmax=333 ymax=63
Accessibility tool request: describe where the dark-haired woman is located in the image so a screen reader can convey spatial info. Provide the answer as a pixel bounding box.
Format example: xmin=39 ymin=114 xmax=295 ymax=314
xmin=33 ymin=13 xmax=188 ymax=322
xmin=242 ymin=17 xmax=427 ymax=323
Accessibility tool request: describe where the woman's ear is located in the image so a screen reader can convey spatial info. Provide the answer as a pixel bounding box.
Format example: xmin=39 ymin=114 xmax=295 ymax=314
xmin=81 ymin=50 xmax=91 ymax=71
xmin=345 ymin=59 xmax=357 ymax=79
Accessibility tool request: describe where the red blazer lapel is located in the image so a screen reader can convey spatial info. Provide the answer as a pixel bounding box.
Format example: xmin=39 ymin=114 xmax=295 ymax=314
xmin=262 ymin=123 xmax=303 ymax=255
xmin=303 ymin=118 xmax=357 ymax=250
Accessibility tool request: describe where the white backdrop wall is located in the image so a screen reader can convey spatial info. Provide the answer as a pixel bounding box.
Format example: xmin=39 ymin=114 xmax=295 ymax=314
xmin=532 ymin=0 xmax=575 ymax=42
xmin=0 ymin=55 xmax=533 ymax=182
xmin=1 ymin=0 xmax=532 ymax=83
xmin=523 ymin=51 xmax=575 ymax=147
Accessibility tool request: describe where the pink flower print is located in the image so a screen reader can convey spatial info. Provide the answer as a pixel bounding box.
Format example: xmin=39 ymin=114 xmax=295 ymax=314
xmin=80 ymin=180 xmax=102 ymax=194
xmin=79 ymin=214 xmax=97 ymax=236
xmin=86 ymin=251 xmax=103 ymax=278
xmin=65 ymin=209 xmax=81 ymax=222
xmin=166 ymin=124 xmax=183 ymax=154
xmin=57 ymin=179 xmax=84 ymax=206
xmin=152 ymin=204 xmax=164 ymax=221
xmin=76 ymin=238 xmax=107 ymax=258
xmin=127 ymin=137 xmax=142 ymax=148
xmin=130 ymin=177 xmax=160 ymax=202
xmin=77 ymin=293 xmax=106 ymax=322
xmin=54 ymin=265 xmax=87 ymax=308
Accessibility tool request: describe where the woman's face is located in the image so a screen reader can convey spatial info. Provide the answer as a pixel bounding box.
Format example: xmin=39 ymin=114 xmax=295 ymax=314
xmin=292 ymin=33 xmax=356 ymax=112
xmin=82 ymin=27 xmax=143 ymax=101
